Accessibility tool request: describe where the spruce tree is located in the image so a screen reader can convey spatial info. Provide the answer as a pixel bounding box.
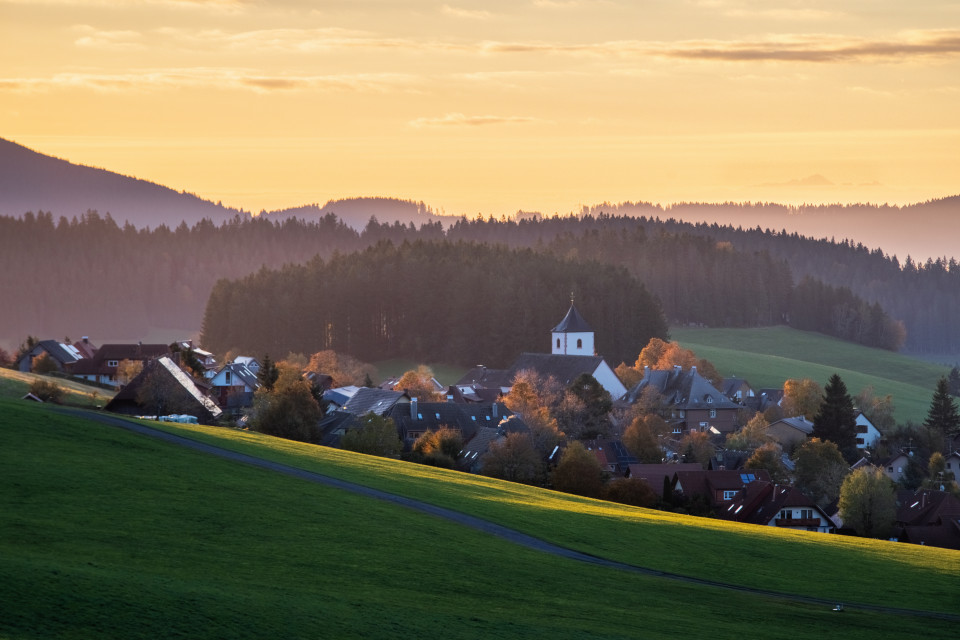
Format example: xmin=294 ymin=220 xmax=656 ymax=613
xmin=812 ymin=374 xmax=858 ymax=463
xmin=924 ymin=376 xmax=960 ymax=440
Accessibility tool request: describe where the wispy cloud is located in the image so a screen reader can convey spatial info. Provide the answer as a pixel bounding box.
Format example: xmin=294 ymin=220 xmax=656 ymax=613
xmin=0 ymin=69 xmax=420 ymax=94
xmin=409 ymin=112 xmax=540 ymax=127
xmin=441 ymin=4 xmax=494 ymax=20
xmin=2 ymin=0 xmax=245 ymax=9
xmin=480 ymin=29 xmax=960 ymax=62
xmin=758 ymin=174 xmax=835 ymax=187
xmin=73 ymin=25 xmax=145 ymax=50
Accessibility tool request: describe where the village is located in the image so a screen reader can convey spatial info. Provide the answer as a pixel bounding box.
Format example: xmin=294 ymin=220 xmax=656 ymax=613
xmin=11 ymin=301 xmax=960 ymax=551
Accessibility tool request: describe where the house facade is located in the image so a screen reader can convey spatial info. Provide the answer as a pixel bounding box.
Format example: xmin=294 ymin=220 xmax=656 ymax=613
xmin=69 ymin=342 xmax=171 ymax=387
xmin=625 ymin=366 xmax=741 ymax=435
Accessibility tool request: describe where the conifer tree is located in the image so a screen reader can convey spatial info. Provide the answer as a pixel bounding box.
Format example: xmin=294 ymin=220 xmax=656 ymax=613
xmin=812 ymin=374 xmax=858 ymax=463
xmin=923 ymin=376 xmax=960 ymax=440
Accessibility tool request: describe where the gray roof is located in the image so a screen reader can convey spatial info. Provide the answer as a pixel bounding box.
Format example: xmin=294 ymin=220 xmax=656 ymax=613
xmin=387 ymin=401 xmax=512 ymax=442
xmin=341 ymin=387 xmax=408 ymax=416
xmin=626 ymin=366 xmax=739 ymax=411
xmin=552 ymin=304 xmax=592 ymax=333
xmin=770 ymin=416 xmax=814 ymax=435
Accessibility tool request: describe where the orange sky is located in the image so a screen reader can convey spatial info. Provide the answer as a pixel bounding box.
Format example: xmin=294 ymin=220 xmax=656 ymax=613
xmin=2 ymin=0 xmax=959 ymax=216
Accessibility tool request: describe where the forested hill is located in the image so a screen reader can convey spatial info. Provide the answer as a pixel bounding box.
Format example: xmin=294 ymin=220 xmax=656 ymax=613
xmin=200 ymin=241 xmax=669 ymax=367
xmin=264 ymin=197 xmax=449 ymax=230
xmin=3 ymin=211 xmax=940 ymax=361
xmin=0 ymin=138 xmax=244 ymax=228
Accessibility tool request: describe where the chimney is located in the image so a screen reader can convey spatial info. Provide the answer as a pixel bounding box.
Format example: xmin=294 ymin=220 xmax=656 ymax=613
xmin=82 ymin=336 xmax=89 ymax=344
xmin=492 ymin=402 xmax=498 ymax=418
xmin=411 ymin=397 xmax=418 ymax=419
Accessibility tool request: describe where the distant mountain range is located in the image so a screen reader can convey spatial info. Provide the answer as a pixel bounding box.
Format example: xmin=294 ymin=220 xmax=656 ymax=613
xmin=1 ymin=136 xmax=958 ymax=261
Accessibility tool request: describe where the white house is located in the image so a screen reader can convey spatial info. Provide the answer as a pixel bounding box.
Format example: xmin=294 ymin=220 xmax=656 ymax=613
xmin=854 ymin=411 xmax=882 ymax=450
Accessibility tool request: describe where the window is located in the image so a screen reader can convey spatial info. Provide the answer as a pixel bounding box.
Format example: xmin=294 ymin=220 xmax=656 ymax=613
xmin=779 ymin=509 xmax=792 ymax=520
xmin=856 ymin=437 xmax=864 ymax=445
xmin=707 ymin=397 xmax=713 ymax=404
xmin=556 ymin=338 xmax=561 ymax=348
xmin=709 ymin=409 xmax=716 ymax=418
xmin=107 ymin=360 xmax=119 ymax=367
xmin=722 ymin=490 xmax=738 ymax=500
xmin=699 ymin=422 xmax=708 ymax=431
xmin=799 ymin=509 xmax=814 ymax=520
xmin=576 ymin=338 xmax=582 ymax=349
xmin=225 ymin=371 xmax=232 ymax=384
xmin=672 ymin=425 xmax=682 ymax=434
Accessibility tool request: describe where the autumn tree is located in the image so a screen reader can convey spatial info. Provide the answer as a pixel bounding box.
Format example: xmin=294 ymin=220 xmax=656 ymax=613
xmin=0 ymin=347 xmax=13 ymax=368
xmin=30 ymin=352 xmax=58 ymax=375
xmin=679 ymin=431 xmax=715 ymax=468
xmin=744 ymin=443 xmax=789 ymax=484
xmin=550 ymin=441 xmax=604 ymax=498
xmin=792 ymin=438 xmax=848 ymax=508
xmin=411 ymin=427 xmax=463 ymax=468
xmin=340 ymin=414 xmax=402 ymax=458
xmin=725 ymin=413 xmax=771 ymax=451
xmin=854 ymin=386 xmax=896 ymax=433
xmin=504 ymin=369 xmax=564 ymax=456
xmin=812 ymin=374 xmax=858 ymax=462
xmin=249 ymin=363 xmax=322 ymax=442
xmin=781 ymin=378 xmax=823 ymax=419
xmin=115 ymin=359 xmax=143 ymax=388
xmin=923 ymin=376 xmax=960 ymax=440
xmin=923 ymin=452 xmax=959 ymax=493
xmin=136 ymin=367 xmax=192 ymax=420
xmin=623 ymin=414 xmax=669 ymax=463
xmin=28 ymin=378 xmax=63 ymax=403
xmin=395 ymin=365 xmax=444 ymax=402
xmin=628 ymin=338 xmax=721 ymax=386
xmin=481 ymin=432 xmax=543 ymax=485
xmin=838 ymin=466 xmax=897 ymax=538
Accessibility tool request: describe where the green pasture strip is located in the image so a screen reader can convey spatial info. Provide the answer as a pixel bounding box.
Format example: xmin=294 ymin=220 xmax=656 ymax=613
xmin=0 ymin=367 xmax=113 ymax=407
xmin=111 ymin=410 xmax=960 ymax=614
xmin=373 ymin=358 xmax=469 ymax=386
xmin=671 ymin=326 xmax=948 ymax=424
xmin=3 ymin=401 xmax=934 ymax=640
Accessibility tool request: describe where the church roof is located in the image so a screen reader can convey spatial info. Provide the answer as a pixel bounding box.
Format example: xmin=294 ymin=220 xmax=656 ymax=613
xmin=552 ymin=304 xmax=592 ymax=333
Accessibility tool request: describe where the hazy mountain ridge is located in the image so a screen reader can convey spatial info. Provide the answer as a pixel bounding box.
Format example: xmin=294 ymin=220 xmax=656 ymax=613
xmin=0 ymin=138 xmax=245 ymax=228
xmin=264 ymin=197 xmax=453 ymax=230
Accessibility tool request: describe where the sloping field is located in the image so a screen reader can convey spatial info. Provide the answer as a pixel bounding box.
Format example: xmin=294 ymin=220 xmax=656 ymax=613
xmin=2 ymin=401 xmax=957 ymax=639
xmin=671 ymin=326 xmax=949 ymax=424
xmin=0 ymin=367 xmax=113 ymax=407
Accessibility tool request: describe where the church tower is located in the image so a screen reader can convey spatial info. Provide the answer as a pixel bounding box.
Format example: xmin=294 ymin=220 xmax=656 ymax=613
xmin=551 ymin=299 xmax=594 ymax=356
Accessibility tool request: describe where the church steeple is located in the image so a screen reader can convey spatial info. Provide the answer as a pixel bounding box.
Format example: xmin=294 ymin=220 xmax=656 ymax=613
xmin=551 ymin=298 xmax=594 ymax=356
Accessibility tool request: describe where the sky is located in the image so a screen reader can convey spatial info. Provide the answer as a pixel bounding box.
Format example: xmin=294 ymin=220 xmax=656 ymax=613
xmin=2 ymin=0 xmax=959 ymax=216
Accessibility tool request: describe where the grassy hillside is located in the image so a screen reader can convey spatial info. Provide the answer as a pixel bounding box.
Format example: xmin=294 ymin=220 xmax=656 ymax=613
xmin=3 ymin=401 xmax=957 ymax=639
xmin=0 ymin=367 xmax=113 ymax=407
xmin=671 ymin=326 xmax=949 ymax=424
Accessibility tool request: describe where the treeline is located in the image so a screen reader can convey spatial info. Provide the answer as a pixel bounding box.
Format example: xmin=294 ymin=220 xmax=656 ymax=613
xmin=0 ymin=209 xmax=930 ymax=356
xmin=200 ymin=241 xmax=668 ymax=367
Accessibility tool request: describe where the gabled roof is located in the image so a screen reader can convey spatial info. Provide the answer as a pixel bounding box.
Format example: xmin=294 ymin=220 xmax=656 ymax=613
xmin=552 ymin=304 xmax=592 ymax=333
xmin=455 ymin=366 xmax=511 ymax=390
xmin=386 ymin=401 xmax=512 ymax=442
xmin=721 ymin=377 xmax=752 ymax=397
xmin=896 ymin=488 xmax=960 ymax=526
xmin=213 ymin=362 xmax=259 ymax=389
xmin=769 ymin=416 xmax=814 ymax=435
xmin=627 ymin=366 xmax=739 ymax=411
xmin=70 ymin=343 xmax=170 ymax=374
xmin=719 ymin=481 xmax=834 ymax=528
xmin=673 ymin=468 xmax=772 ymax=504
xmin=323 ymin=385 xmax=361 ymax=408
xmin=104 ymin=356 xmax=222 ymax=423
xmin=340 ymin=388 xmax=409 ymax=416
xmin=20 ymin=340 xmax=82 ymax=366
xmin=507 ymin=353 xmax=605 ymax=387
xmin=459 ymin=426 xmax=503 ymax=470
xmin=627 ymin=463 xmax=702 ymax=496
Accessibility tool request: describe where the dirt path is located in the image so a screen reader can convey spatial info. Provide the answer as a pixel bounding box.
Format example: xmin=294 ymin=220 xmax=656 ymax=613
xmin=63 ymin=408 xmax=959 ymax=622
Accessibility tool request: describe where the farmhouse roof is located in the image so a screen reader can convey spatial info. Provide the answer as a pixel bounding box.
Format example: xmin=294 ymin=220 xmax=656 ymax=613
xmin=340 ymin=387 xmax=409 ymax=417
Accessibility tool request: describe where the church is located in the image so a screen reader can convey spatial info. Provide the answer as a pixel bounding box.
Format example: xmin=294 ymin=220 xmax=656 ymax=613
xmin=455 ymin=301 xmax=628 ymax=401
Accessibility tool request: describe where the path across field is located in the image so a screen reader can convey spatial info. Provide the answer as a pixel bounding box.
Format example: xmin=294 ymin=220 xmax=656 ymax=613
xmin=63 ymin=408 xmax=959 ymax=622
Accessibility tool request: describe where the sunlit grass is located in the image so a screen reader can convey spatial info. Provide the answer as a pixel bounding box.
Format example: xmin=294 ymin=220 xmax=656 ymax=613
xmin=3 ymin=400 xmax=957 ymax=639
xmin=137 ymin=415 xmax=960 ymax=611
xmin=0 ymin=367 xmax=113 ymax=407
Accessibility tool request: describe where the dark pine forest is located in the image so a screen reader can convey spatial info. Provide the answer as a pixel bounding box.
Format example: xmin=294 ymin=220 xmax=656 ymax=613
xmin=2 ymin=209 xmax=954 ymax=363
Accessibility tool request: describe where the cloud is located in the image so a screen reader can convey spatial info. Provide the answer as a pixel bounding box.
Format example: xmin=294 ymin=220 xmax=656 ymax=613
xmin=441 ymin=4 xmax=494 ymax=20
xmin=0 ymin=69 xmax=420 ymax=94
xmin=479 ymin=29 xmax=960 ymax=63
xmin=73 ymin=25 xmax=145 ymax=50
xmin=409 ymin=112 xmax=540 ymax=127
xmin=2 ymin=0 xmax=246 ymax=8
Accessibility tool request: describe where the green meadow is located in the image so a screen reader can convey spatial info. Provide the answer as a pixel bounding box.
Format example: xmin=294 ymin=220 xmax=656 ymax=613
xmin=4 ymin=400 xmax=954 ymax=639
xmin=671 ymin=326 xmax=950 ymax=424
xmin=0 ymin=367 xmax=113 ymax=408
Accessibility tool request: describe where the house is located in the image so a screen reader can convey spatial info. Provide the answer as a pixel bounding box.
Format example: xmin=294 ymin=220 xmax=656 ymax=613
xmin=323 ymin=385 xmax=362 ymax=412
xmin=721 ymin=377 xmax=755 ymax=404
xmin=766 ymin=416 xmax=814 ymax=449
xmin=854 ymin=411 xmax=882 ymax=450
xmin=672 ymin=469 xmax=773 ymax=510
xmin=455 ymin=302 xmax=628 ymax=402
xmin=386 ymin=400 xmax=511 ymax=444
xmin=894 ymin=489 xmax=960 ymax=550
xmin=626 ymin=462 xmax=701 ymax=498
xmin=104 ymin=356 xmax=222 ymax=424
xmin=742 ymin=388 xmax=784 ymax=415
xmin=15 ymin=339 xmax=84 ymax=373
xmin=880 ymin=451 xmax=913 ymax=484
xmin=340 ymin=387 xmax=410 ymax=417
xmin=624 ymin=366 xmax=741 ymax=436
xmin=72 ymin=336 xmax=98 ymax=360
xmin=209 ymin=361 xmax=261 ymax=413
xmin=718 ymin=481 xmax=835 ymax=533
xmin=944 ymin=451 xmax=960 ymax=478
xmin=69 ymin=342 xmax=171 ymax=388
xmin=458 ymin=426 xmax=505 ymax=473
xmin=585 ymin=440 xmax=638 ymax=476
xmin=174 ymin=341 xmax=217 ymax=376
